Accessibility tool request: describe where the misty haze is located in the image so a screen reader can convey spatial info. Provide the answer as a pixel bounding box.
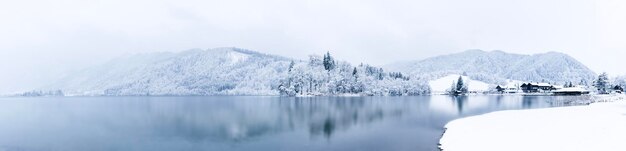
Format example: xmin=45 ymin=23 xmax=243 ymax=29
xmin=1 ymin=0 xmax=626 ymax=151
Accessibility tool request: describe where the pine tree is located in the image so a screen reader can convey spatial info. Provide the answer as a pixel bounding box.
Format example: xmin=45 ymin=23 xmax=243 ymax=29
xmin=322 ymin=51 xmax=335 ymax=71
xmin=456 ymin=76 xmax=468 ymax=94
xmin=568 ymin=82 xmax=574 ymax=88
xmin=448 ymin=80 xmax=457 ymax=95
xmin=595 ymin=72 xmax=610 ymax=94
xmin=288 ymin=61 xmax=295 ymax=72
xmin=579 ymin=79 xmax=587 ymax=86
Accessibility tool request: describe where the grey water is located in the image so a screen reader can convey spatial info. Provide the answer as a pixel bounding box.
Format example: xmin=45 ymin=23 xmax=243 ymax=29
xmin=0 ymin=95 xmax=590 ymax=151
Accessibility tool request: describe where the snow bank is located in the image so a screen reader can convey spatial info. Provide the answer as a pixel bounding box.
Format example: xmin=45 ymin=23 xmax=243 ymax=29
xmin=439 ymin=97 xmax=626 ymax=151
xmin=430 ymin=74 xmax=491 ymax=94
xmin=554 ymin=86 xmax=590 ymax=93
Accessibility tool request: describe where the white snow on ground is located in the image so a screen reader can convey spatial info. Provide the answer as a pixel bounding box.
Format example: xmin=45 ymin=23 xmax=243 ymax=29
xmin=439 ymin=95 xmax=626 ymax=151
xmin=554 ymin=86 xmax=590 ymax=93
xmin=429 ymin=74 xmax=491 ymax=94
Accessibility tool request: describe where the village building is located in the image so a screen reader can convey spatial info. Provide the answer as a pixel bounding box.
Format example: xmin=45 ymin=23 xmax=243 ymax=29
xmin=520 ymin=83 xmax=555 ymax=93
xmin=553 ymin=86 xmax=591 ymax=95
xmin=496 ymin=85 xmax=519 ymax=93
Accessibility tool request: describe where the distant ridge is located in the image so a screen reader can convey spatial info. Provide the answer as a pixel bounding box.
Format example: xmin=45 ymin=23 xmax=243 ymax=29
xmin=44 ymin=47 xmax=430 ymax=96
xmin=386 ymin=50 xmax=597 ymax=85
xmin=46 ymin=47 xmax=293 ymax=96
xmin=41 ymin=48 xmax=595 ymax=96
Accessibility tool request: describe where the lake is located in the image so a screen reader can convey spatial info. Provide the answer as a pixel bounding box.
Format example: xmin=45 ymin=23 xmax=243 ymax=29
xmin=0 ymin=95 xmax=590 ymax=151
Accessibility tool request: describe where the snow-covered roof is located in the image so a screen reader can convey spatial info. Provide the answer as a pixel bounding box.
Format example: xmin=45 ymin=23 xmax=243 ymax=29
xmin=537 ymin=83 xmax=552 ymax=87
xmin=523 ymin=83 xmax=553 ymax=87
xmin=554 ymin=87 xmax=589 ymax=93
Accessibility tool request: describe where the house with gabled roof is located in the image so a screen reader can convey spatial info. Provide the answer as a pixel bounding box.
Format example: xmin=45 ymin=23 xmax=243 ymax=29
xmin=520 ymin=82 xmax=556 ymax=93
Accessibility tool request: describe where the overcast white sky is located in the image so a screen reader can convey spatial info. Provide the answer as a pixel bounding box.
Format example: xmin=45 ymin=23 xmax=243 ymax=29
xmin=1 ymin=0 xmax=625 ymax=93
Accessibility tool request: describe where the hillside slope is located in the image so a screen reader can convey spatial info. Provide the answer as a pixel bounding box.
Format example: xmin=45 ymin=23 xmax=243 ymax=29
xmin=46 ymin=48 xmax=431 ymax=96
xmin=386 ymin=50 xmax=596 ymax=85
xmin=47 ymin=47 xmax=292 ymax=96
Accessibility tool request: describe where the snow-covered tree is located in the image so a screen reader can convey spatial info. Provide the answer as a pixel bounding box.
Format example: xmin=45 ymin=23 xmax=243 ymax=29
xmin=279 ymin=54 xmax=430 ymax=96
xmin=563 ymin=81 xmax=574 ymax=88
xmin=594 ymin=72 xmax=610 ymax=94
xmin=447 ymin=76 xmax=468 ymax=95
xmin=579 ymin=79 xmax=585 ymax=86
xmin=448 ymin=80 xmax=457 ymax=95
xmin=323 ymin=51 xmax=336 ymax=71
xmin=455 ymin=76 xmax=468 ymax=95
xmin=567 ymin=82 xmax=574 ymax=88
xmin=288 ymin=61 xmax=295 ymax=72
xmin=614 ymin=76 xmax=626 ymax=92
xmin=20 ymin=90 xmax=64 ymax=97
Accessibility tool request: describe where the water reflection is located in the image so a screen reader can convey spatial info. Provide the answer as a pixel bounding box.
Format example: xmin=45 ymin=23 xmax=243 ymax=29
xmin=0 ymin=96 xmax=589 ymax=151
xmin=451 ymin=96 xmax=468 ymax=114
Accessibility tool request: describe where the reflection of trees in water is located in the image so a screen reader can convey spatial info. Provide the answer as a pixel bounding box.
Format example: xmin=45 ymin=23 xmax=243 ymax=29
xmin=136 ymin=96 xmax=591 ymax=143
xmin=281 ymin=97 xmax=405 ymax=139
xmin=142 ymin=97 xmax=414 ymax=142
xmin=450 ymin=96 xmax=468 ymax=114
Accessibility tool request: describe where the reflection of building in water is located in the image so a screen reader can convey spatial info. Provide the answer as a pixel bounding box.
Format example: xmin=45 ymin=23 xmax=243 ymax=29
xmin=522 ymin=96 xmax=536 ymax=108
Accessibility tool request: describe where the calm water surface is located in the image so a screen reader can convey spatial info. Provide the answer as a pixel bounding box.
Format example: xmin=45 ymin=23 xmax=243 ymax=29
xmin=0 ymin=96 xmax=589 ymax=151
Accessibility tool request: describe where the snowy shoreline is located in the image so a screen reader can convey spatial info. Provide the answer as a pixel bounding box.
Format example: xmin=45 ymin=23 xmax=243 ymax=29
xmin=438 ymin=95 xmax=626 ymax=151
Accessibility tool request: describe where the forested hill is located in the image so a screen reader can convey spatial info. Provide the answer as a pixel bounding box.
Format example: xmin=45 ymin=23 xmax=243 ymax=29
xmin=278 ymin=52 xmax=430 ymax=96
xmin=46 ymin=48 xmax=292 ymax=96
xmin=386 ymin=50 xmax=597 ymax=85
xmin=43 ymin=48 xmax=430 ymax=96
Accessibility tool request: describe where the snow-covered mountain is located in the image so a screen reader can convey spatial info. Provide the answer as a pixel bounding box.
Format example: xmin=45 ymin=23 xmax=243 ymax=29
xmin=42 ymin=48 xmax=592 ymax=96
xmin=47 ymin=47 xmax=293 ymax=96
xmin=386 ymin=50 xmax=597 ymax=85
xmin=46 ymin=47 xmax=430 ymax=96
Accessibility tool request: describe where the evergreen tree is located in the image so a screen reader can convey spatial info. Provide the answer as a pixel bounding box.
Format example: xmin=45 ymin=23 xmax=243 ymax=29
xmin=455 ymin=76 xmax=468 ymax=94
xmin=323 ymin=51 xmax=335 ymax=71
xmin=288 ymin=61 xmax=295 ymax=72
xmin=568 ymin=82 xmax=574 ymax=88
xmin=595 ymin=72 xmax=610 ymax=94
xmin=579 ymin=79 xmax=588 ymax=86
xmin=448 ymin=80 xmax=457 ymax=95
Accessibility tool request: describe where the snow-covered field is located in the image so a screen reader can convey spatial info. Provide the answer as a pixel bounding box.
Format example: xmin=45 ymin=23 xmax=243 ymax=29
xmin=439 ymin=95 xmax=626 ymax=151
xmin=429 ymin=74 xmax=491 ymax=94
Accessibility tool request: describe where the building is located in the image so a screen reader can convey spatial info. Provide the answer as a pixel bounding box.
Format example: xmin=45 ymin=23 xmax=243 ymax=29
xmin=553 ymin=87 xmax=590 ymax=95
xmin=613 ymin=85 xmax=624 ymax=94
xmin=496 ymin=85 xmax=519 ymax=93
xmin=520 ymin=83 xmax=555 ymax=93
